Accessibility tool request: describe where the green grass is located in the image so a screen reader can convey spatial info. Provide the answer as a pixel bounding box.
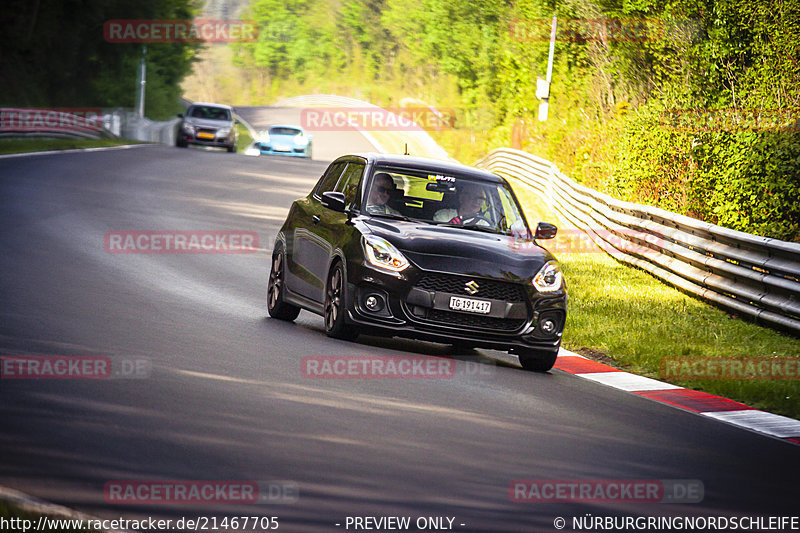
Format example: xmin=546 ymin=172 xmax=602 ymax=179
xmin=0 ymin=137 xmax=140 ymax=155
xmin=509 ymin=177 xmax=800 ymax=419
xmin=234 ymin=120 xmax=254 ymax=153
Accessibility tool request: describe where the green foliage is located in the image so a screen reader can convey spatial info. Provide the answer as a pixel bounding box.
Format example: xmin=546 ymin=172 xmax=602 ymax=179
xmin=691 ymin=130 xmax=800 ymax=240
xmin=0 ymin=0 xmax=200 ymax=119
xmin=225 ymin=0 xmax=800 ymax=241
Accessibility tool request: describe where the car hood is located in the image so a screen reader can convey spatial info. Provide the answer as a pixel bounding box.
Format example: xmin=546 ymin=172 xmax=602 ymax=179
xmin=361 ymin=218 xmax=554 ymax=279
xmin=185 ymin=118 xmax=232 ymax=129
xmin=269 ymin=134 xmax=301 ymax=143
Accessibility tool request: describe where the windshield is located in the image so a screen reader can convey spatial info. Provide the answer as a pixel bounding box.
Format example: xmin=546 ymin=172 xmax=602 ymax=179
xmin=189 ymin=106 xmax=231 ymax=121
xmin=269 ymin=127 xmax=302 ymax=136
xmin=364 ymin=166 xmax=530 ymax=237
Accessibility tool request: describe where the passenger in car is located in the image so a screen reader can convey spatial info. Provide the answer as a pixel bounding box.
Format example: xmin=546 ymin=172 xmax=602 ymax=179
xmin=365 ymin=173 xmax=402 ymax=215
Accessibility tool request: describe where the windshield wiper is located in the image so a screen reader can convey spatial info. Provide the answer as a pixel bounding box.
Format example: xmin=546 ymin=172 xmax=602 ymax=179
xmin=432 ymin=222 xmax=504 ymax=235
xmin=368 ymin=212 xmax=415 ymax=222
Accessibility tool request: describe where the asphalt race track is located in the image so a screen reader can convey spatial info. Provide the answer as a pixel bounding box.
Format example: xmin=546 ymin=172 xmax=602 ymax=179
xmin=0 ymin=141 xmax=798 ymax=532
xmin=235 ymin=106 xmax=378 ymax=162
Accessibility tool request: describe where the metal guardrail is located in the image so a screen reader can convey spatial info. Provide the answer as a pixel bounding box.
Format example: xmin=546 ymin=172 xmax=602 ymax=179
xmin=0 ymin=108 xmax=118 ymax=140
xmin=0 ymin=106 xmax=178 ymax=144
xmin=476 ymin=147 xmax=800 ymax=335
xmin=118 ymin=111 xmax=178 ymax=145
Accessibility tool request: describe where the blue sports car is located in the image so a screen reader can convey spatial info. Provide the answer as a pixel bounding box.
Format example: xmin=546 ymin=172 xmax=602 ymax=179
xmin=255 ymin=125 xmax=312 ymax=158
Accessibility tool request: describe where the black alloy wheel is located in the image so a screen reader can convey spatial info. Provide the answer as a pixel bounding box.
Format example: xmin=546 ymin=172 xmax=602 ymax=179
xmin=324 ymin=262 xmax=358 ymax=340
xmin=267 ymin=248 xmax=300 ymax=321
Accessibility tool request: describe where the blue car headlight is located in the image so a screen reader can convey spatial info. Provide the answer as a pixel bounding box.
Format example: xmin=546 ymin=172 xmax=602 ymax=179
xmin=294 ymin=133 xmax=309 ymax=147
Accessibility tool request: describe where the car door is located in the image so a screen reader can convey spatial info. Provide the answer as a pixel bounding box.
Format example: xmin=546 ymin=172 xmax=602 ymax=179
xmin=303 ymin=160 xmax=366 ymax=302
xmin=287 ymin=161 xmax=347 ymax=301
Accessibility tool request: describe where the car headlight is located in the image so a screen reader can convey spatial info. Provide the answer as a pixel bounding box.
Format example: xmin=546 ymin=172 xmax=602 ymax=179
xmin=532 ymin=261 xmax=563 ymax=292
xmin=217 ymin=127 xmax=231 ymax=138
xmin=259 ymin=132 xmax=270 ymax=144
xmin=294 ymin=133 xmax=309 ymax=147
xmin=363 ymin=235 xmax=409 ymax=272
xmin=182 ymin=123 xmax=195 ymax=134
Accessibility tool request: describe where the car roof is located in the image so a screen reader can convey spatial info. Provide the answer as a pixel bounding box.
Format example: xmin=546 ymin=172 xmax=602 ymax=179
xmin=339 ymin=153 xmax=505 ymax=183
xmin=189 ymin=102 xmax=234 ymax=110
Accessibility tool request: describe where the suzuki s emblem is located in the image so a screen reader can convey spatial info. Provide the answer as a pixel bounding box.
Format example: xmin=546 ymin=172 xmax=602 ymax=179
xmin=465 ymin=280 xmax=480 ymax=295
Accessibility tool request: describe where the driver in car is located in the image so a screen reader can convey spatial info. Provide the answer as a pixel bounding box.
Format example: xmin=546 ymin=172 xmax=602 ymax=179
xmin=366 ymin=173 xmax=402 ymax=215
xmin=433 ymin=181 xmax=492 ymax=227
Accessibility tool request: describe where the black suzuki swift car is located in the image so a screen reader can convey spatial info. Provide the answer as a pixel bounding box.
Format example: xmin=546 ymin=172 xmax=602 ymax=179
xmin=267 ymin=153 xmax=567 ymax=371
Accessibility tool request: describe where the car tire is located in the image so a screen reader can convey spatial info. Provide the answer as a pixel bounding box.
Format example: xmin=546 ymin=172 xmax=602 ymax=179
xmin=267 ymin=247 xmax=301 ymax=321
xmin=176 ymin=138 xmax=187 ymax=148
xmin=324 ymin=262 xmax=358 ymax=341
xmin=516 ymin=348 xmax=558 ymax=372
xmin=227 ymin=144 xmax=236 ymax=153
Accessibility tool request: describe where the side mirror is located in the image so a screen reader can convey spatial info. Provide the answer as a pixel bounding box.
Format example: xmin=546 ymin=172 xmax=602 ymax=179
xmin=534 ymin=222 xmax=558 ymax=240
xmin=321 ymin=191 xmax=346 ymax=212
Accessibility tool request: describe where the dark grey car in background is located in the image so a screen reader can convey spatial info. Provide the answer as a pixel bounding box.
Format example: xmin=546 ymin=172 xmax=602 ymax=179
xmin=176 ymin=102 xmax=238 ymax=152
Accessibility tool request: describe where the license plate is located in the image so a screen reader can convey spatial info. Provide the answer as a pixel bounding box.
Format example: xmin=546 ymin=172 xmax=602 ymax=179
xmin=197 ymin=132 xmax=214 ymax=139
xmin=449 ymin=296 xmax=491 ymax=314
xmin=274 ymin=145 xmax=291 ymax=152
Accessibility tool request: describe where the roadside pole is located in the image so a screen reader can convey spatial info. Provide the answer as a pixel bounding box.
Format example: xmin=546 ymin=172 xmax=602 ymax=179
xmin=537 ymin=16 xmax=557 ymax=122
xmin=135 ymin=46 xmax=147 ymax=118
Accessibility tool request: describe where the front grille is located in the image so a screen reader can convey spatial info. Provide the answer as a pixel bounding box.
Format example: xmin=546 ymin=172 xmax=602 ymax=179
xmin=415 ymin=273 xmax=527 ymax=302
xmin=423 ymin=309 xmax=526 ymax=332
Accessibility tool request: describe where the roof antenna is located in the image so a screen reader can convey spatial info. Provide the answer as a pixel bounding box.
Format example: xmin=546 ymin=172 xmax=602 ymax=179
xmin=404 ymin=142 xmax=409 ymax=156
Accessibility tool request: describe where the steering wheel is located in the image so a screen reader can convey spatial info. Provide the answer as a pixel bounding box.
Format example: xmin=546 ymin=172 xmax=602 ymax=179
xmin=460 ymin=214 xmax=493 ymax=227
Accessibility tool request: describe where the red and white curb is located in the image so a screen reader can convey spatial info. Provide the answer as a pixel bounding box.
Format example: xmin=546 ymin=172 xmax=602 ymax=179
xmin=554 ymin=349 xmax=800 ymax=446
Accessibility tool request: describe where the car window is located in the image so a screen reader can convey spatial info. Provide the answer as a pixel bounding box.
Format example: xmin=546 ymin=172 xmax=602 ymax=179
xmin=189 ymin=106 xmax=231 ymax=121
xmin=269 ymin=127 xmax=301 ymax=136
xmin=314 ymin=162 xmax=347 ymax=196
xmin=368 ymin=165 xmax=529 ymax=235
xmin=335 ymin=163 xmax=365 ymax=209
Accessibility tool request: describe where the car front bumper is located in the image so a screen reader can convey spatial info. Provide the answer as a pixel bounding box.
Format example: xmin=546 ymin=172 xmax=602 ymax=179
xmin=256 ymin=143 xmax=311 ymax=157
xmin=180 ymin=132 xmax=235 ymax=148
xmin=343 ymin=260 xmax=566 ymax=352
